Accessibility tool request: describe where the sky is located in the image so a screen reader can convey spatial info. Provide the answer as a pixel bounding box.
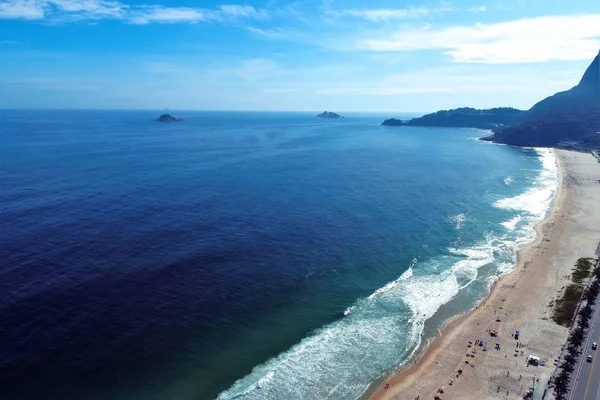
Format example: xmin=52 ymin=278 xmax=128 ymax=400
xmin=0 ymin=0 xmax=599 ymax=112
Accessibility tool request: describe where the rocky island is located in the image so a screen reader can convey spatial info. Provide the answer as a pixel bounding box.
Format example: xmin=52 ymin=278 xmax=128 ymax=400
xmin=381 ymin=118 xmax=404 ymax=126
xmin=317 ymin=111 xmax=343 ymax=119
xmin=382 ymin=51 xmax=600 ymax=149
xmin=156 ymin=113 xmax=182 ymax=122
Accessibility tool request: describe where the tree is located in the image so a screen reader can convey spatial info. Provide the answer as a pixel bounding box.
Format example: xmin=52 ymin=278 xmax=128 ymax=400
xmin=578 ymin=315 xmax=590 ymax=331
xmin=567 ymin=342 xmax=581 ymax=357
xmin=579 ymin=304 xmax=593 ymax=323
xmin=563 ymin=353 xmax=577 ymax=367
xmin=549 ymin=370 xmax=570 ymax=399
xmin=559 ymin=359 xmax=575 ymax=374
xmin=569 ymin=327 xmax=584 ymax=348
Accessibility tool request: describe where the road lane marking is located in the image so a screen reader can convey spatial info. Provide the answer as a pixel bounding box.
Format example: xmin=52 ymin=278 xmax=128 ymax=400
xmin=583 ymin=335 xmax=600 ymax=400
xmin=570 ymin=303 xmax=600 ymax=400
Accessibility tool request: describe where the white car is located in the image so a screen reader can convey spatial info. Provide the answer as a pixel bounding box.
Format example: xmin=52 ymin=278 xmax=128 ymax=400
xmin=593 ymin=342 xmax=597 ymax=351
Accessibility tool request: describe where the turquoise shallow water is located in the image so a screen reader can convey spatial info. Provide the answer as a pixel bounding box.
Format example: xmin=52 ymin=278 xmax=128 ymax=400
xmin=0 ymin=111 xmax=556 ymax=399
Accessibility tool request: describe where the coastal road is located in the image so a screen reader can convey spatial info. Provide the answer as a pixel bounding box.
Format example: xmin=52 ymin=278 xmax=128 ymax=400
xmin=569 ymin=258 xmax=600 ymax=400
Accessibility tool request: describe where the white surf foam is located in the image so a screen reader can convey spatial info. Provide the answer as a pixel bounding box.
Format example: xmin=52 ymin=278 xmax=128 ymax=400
xmin=218 ymin=250 xmax=494 ymax=400
xmin=367 ymin=258 xmax=416 ymax=301
xmin=501 ymin=214 xmax=522 ymax=231
xmin=495 ymin=148 xmax=558 ymax=218
xmin=218 ymin=148 xmax=559 ymax=400
xmin=449 ymin=213 xmax=467 ymax=230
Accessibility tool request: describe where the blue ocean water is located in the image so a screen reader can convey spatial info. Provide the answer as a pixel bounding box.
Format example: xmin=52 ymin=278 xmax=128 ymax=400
xmin=0 ymin=110 xmax=556 ymax=400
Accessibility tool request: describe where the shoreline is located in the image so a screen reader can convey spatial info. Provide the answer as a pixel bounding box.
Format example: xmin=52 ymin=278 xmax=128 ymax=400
xmin=368 ymin=149 xmax=600 ymax=400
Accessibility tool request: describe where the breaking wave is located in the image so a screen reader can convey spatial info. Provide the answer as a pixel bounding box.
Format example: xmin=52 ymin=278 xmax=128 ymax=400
xmin=449 ymin=213 xmax=467 ymax=230
xmin=218 ymin=149 xmax=558 ymax=400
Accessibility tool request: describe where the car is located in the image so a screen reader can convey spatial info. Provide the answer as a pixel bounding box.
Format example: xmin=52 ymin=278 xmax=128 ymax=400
xmin=593 ymin=342 xmax=597 ymax=350
xmin=587 ymin=355 xmax=593 ymax=363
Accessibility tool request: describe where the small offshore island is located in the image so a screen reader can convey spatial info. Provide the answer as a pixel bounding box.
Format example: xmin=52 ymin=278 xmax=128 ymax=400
xmin=382 ymin=51 xmax=600 ymax=150
xmin=317 ymin=111 xmax=343 ymax=119
xmin=156 ymin=113 xmax=182 ymax=122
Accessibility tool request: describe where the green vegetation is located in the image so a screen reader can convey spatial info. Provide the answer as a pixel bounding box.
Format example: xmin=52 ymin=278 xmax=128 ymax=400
xmin=571 ymin=258 xmax=593 ymax=284
xmin=552 ymin=284 xmax=585 ymax=327
xmin=550 ymin=259 xmax=600 ymax=400
xmin=551 ymin=258 xmax=593 ymax=327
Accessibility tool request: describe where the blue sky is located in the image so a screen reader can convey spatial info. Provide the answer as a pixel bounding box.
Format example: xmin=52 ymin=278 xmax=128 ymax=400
xmin=1 ymin=0 xmax=599 ymax=111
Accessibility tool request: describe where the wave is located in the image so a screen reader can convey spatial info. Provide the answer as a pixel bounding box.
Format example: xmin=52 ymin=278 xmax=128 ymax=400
xmin=217 ymin=148 xmax=558 ymax=400
xmin=218 ymin=258 xmax=470 ymax=400
xmin=448 ymin=213 xmax=467 ymax=230
xmin=495 ymin=148 xmax=558 ymax=218
xmin=501 ymin=214 xmax=522 ymax=231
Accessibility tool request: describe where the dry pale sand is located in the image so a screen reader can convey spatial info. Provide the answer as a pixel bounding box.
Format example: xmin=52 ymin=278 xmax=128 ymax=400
xmin=370 ymin=149 xmax=600 ymax=400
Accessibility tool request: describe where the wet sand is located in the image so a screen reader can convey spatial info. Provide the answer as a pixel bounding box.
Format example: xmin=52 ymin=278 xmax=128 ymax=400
xmin=369 ymin=149 xmax=600 ymax=400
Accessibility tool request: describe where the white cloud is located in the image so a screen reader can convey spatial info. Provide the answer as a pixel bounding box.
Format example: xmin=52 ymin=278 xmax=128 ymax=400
xmin=129 ymin=5 xmax=208 ymax=24
xmin=50 ymin=0 xmax=125 ymax=17
xmin=0 ymin=0 xmax=270 ymax=23
xmin=0 ymin=0 xmax=45 ymax=19
xmin=245 ymin=26 xmax=304 ymax=41
xmin=467 ymin=6 xmax=486 ymax=13
xmin=357 ymin=14 xmax=600 ymax=63
xmin=219 ymin=4 xmax=267 ymax=19
xmin=332 ymin=7 xmax=431 ymax=22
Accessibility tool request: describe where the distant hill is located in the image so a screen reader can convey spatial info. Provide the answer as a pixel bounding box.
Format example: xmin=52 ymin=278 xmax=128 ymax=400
xmin=383 ymin=107 xmax=527 ymax=129
xmin=381 ymin=51 xmax=600 ymax=149
xmin=484 ymin=51 xmax=599 ymax=147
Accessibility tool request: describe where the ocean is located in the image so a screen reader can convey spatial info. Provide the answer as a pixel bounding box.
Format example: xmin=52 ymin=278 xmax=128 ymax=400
xmin=0 ymin=110 xmax=557 ymax=400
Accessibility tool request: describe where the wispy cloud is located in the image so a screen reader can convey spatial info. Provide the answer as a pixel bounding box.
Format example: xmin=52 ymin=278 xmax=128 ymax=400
xmin=356 ymin=14 xmax=600 ymax=63
xmin=316 ymin=85 xmax=518 ymax=95
xmin=0 ymin=0 xmax=46 ymax=19
xmin=219 ymin=4 xmax=267 ymax=19
xmin=326 ymin=6 xmax=452 ymax=22
xmin=467 ymin=6 xmax=487 ymax=13
xmin=51 ymin=0 xmax=126 ymax=18
xmin=245 ymin=26 xmax=304 ymax=41
xmin=129 ymin=5 xmax=209 ymax=24
xmin=329 ymin=7 xmax=431 ymax=22
xmin=0 ymin=0 xmax=271 ymax=23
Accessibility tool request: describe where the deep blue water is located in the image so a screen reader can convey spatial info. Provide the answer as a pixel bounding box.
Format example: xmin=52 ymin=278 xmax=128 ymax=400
xmin=0 ymin=110 xmax=556 ymax=399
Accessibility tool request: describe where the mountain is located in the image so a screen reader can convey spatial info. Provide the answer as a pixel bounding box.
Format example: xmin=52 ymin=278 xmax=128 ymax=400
xmin=483 ymin=51 xmax=600 ymax=147
xmin=317 ymin=111 xmax=343 ymax=119
xmin=381 ymin=51 xmax=600 ymax=149
xmin=382 ymin=107 xmax=527 ymax=129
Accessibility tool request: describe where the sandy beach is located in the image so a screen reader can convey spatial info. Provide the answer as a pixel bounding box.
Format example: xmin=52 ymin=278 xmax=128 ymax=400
xmin=370 ymin=149 xmax=600 ymax=400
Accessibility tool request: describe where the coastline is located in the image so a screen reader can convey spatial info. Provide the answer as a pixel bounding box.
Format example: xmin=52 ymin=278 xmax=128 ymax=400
xmin=368 ymin=149 xmax=600 ymax=400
